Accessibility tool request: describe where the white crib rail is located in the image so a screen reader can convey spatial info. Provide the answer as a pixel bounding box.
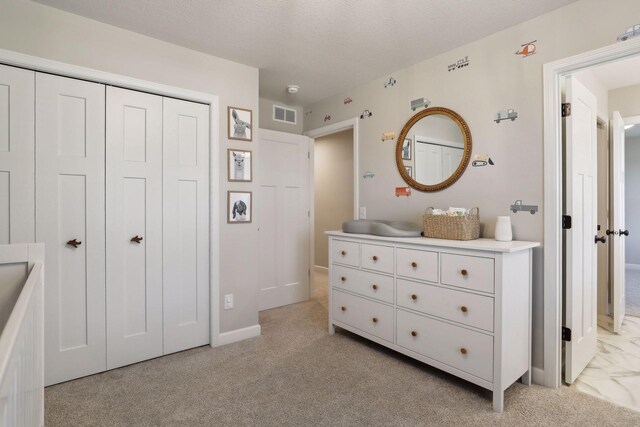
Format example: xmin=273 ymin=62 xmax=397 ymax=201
xmin=0 ymin=261 xmax=44 ymax=427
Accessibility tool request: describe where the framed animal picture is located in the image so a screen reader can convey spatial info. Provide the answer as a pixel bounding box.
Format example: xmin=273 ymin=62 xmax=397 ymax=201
xmin=227 ymin=191 xmax=252 ymax=224
xmin=405 ymin=166 xmax=412 ymax=177
xmin=228 ymin=149 xmax=252 ymax=182
xmin=228 ymin=106 xmax=253 ymax=141
xmin=402 ymin=138 xmax=412 ymax=160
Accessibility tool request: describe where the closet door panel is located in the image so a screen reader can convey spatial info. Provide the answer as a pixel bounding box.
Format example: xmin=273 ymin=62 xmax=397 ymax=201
xmin=106 ymin=86 xmax=163 ymax=369
xmin=36 ymin=73 xmax=106 ymax=386
xmin=162 ymin=98 xmax=210 ymax=354
xmin=0 ymin=64 xmax=34 ymax=244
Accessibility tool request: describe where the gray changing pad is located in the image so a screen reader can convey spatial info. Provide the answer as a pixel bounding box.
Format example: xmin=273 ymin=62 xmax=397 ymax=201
xmin=342 ymin=219 xmax=423 ymax=237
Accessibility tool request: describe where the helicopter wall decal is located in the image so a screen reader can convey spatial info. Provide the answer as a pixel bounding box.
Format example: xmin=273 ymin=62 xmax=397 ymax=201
xmin=515 ymin=40 xmax=537 ymax=57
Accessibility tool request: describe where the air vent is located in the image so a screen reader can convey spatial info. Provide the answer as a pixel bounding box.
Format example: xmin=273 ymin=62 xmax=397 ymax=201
xmin=273 ymin=105 xmax=297 ymax=125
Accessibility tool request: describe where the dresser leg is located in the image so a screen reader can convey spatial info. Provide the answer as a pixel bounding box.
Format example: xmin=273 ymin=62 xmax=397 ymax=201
xmin=521 ymin=369 xmax=531 ymax=386
xmin=328 ymin=323 xmax=335 ymax=335
xmin=492 ymin=390 xmax=504 ymax=413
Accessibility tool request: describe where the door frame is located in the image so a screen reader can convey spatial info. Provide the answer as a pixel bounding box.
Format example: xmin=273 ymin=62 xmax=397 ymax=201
xmin=305 ymin=118 xmax=360 ymax=293
xmin=0 ymin=48 xmax=222 ymax=347
xmin=543 ymin=37 xmax=640 ymax=388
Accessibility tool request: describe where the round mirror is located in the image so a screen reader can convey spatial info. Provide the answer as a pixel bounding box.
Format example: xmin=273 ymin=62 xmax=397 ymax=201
xmin=396 ymin=107 xmax=472 ymax=192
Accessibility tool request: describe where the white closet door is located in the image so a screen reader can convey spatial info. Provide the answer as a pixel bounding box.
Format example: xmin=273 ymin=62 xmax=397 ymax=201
xmin=106 ymin=86 xmax=163 ymax=369
xmin=36 ymin=73 xmax=106 ymax=385
xmin=0 ymin=64 xmax=34 ymax=244
xmin=442 ymin=146 xmax=463 ymax=178
xmin=162 ymin=97 xmax=210 ymax=354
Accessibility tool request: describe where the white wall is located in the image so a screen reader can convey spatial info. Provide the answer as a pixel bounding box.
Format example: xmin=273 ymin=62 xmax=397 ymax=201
xmin=314 ymin=129 xmax=354 ymax=268
xmin=259 ymin=98 xmax=304 ymax=134
xmin=303 ymin=0 xmax=640 ymax=371
xmin=0 ymin=0 xmax=259 ymax=334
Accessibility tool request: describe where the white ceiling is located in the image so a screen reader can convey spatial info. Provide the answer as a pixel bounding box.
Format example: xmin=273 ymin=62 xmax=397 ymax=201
xmin=580 ymin=54 xmax=640 ymax=91
xmin=34 ymin=0 xmax=578 ymax=106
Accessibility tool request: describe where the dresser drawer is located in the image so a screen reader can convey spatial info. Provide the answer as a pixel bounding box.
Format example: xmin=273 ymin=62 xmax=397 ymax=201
xmin=332 ymin=265 xmax=394 ymax=303
xmin=396 ymin=248 xmax=438 ymax=282
xmin=332 ymin=240 xmax=359 ymax=267
xmin=332 ymin=290 xmax=394 ymax=343
xmin=396 ymin=309 xmax=493 ymax=382
xmin=396 ymin=279 xmax=494 ymax=332
xmin=361 ymin=243 xmax=394 ymax=274
xmin=441 ymin=253 xmax=494 ymax=293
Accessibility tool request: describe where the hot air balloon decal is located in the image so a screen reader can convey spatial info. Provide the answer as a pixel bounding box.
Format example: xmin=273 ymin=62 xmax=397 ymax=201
xmin=515 ymin=40 xmax=537 ymax=58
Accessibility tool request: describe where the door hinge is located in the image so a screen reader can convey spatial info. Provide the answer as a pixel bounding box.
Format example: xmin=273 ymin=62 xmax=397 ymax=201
xmin=562 ymin=215 xmax=572 ymax=229
xmin=308 ymin=268 xmax=310 ymax=278
xmin=562 ymin=327 xmax=572 ymax=342
xmin=308 ymin=210 xmax=310 ymax=218
xmin=562 ymin=103 xmax=572 ymax=117
xmin=308 ymin=151 xmax=310 ymax=159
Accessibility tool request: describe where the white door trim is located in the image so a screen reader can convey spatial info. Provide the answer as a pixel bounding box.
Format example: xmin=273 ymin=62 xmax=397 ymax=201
xmin=0 ymin=48 xmax=221 ymax=347
xmin=543 ymin=37 xmax=640 ymax=388
xmin=305 ymin=118 xmax=360 ymax=295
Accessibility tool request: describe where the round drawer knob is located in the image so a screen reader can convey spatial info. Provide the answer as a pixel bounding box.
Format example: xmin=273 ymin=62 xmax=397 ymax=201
xmin=411 ymin=262 xmax=418 ymax=268
xmin=372 ymin=255 xmax=378 ymax=261
xmin=341 ymin=306 xmax=346 ymax=311
xmin=460 ymin=306 xmax=468 ymax=313
xmin=372 ymin=284 xmax=378 ymax=290
xmin=341 ymin=251 xmax=346 ymax=256
xmin=341 ymin=276 xmax=346 ymax=282
xmin=411 ymin=294 xmax=418 ymax=301
xmin=372 ymin=317 xmax=378 ymax=323
xmin=460 ymin=347 xmax=467 ymax=355
xmin=411 ymin=331 xmax=418 ymax=337
xmin=461 ymin=269 xmax=468 ymax=276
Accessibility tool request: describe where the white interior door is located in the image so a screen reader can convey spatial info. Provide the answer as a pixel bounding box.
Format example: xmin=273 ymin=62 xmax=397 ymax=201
xmin=0 ymin=64 xmax=34 ymax=244
xmin=258 ymin=129 xmax=310 ymax=311
xmin=162 ymin=97 xmax=210 ymax=354
xmin=106 ymin=86 xmax=163 ymax=369
xmin=611 ymin=111 xmax=626 ymax=333
xmin=415 ymin=142 xmax=442 ymax=184
xmin=442 ymin=146 xmax=463 ymax=178
xmin=564 ymin=76 xmax=599 ymax=384
xmin=36 ymin=73 xmax=107 ymax=385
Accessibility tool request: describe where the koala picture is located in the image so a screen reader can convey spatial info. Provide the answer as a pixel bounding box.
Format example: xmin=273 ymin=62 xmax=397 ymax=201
xmin=228 ymin=191 xmax=252 ymax=224
xmin=228 ymin=107 xmax=253 ymax=141
xmin=228 ymin=149 xmax=252 ymax=182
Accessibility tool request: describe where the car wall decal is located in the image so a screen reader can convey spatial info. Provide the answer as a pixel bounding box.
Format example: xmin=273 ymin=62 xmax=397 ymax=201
xmin=360 ymin=109 xmax=373 ymax=119
xmin=324 ymin=114 xmax=331 ymax=122
xmin=495 ymin=109 xmax=518 ymax=123
xmin=384 ymin=77 xmax=397 ymax=88
xmin=510 ymin=200 xmax=538 ymax=215
xmin=617 ymin=25 xmax=640 ymax=41
xmin=472 ymin=154 xmax=495 ymax=167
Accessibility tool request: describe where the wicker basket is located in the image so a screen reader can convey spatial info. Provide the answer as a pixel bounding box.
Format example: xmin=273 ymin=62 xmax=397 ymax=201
xmin=423 ymin=207 xmax=480 ymax=241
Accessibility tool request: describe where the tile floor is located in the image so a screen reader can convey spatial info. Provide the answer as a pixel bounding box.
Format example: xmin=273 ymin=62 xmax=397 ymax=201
xmin=574 ymin=315 xmax=640 ymax=412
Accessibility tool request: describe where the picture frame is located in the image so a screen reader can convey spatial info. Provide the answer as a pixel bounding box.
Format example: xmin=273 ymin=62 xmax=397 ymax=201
xmin=405 ymin=166 xmax=412 ymax=177
xmin=227 ymin=149 xmax=252 ymax=182
xmin=402 ymin=138 xmax=412 ymax=160
xmin=228 ymin=106 xmax=253 ymax=141
xmin=227 ymin=191 xmax=252 ymax=224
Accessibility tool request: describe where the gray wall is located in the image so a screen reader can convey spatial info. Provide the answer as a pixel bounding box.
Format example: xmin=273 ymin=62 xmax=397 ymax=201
xmin=625 ymin=136 xmax=640 ymax=266
xmin=610 ymin=85 xmax=640 ymax=266
xmin=314 ymin=129 xmax=354 ymax=268
xmin=303 ymin=0 xmax=640 ymax=371
xmin=0 ymin=0 xmax=259 ymax=334
xmin=259 ymin=98 xmax=304 ymax=134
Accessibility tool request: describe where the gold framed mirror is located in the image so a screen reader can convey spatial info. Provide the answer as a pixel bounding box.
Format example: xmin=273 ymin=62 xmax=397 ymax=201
xmin=396 ymin=107 xmax=472 ymax=192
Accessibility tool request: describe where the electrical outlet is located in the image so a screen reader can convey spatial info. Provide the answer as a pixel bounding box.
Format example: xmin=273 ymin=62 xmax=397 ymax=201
xmin=359 ymin=207 xmax=367 ymax=219
xmin=224 ymin=294 xmax=234 ymax=310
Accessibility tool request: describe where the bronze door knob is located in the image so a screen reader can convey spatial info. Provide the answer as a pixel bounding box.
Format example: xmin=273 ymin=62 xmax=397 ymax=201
xmin=460 ymin=347 xmax=468 ymax=355
xmin=411 ymin=262 xmax=418 ymax=268
xmin=411 ymin=331 xmax=418 ymax=337
xmin=341 ymin=306 xmax=346 ymax=312
xmin=411 ymin=294 xmax=418 ymax=301
xmin=67 ymin=239 xmax=82 ymax=248
xmin=461 ymin=269 xmax=468 ymax=276
xmin=131 ymin=235 xmax=143 ymax=244
xmin=372 ymin=317 xmax=378 ymax=323
xmin=460 ymin=306 xmax=468 ymax=313
xmin=372 ymin=284 xmax=378 ymax=290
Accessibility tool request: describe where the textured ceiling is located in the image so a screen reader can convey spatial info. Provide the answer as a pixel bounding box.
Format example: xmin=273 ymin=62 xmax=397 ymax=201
xmin=35 ymin=0 xmax=578 ymax=106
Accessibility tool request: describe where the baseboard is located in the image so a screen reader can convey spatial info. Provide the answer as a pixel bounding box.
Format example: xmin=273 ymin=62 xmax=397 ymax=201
xmin=314 ymin=265 xmax=328 ymax=271
xmin=626 ymin=263 xmax=640 ymax=271
xmin=217 ymin=324 xmax=261 ymax=346
xmin=532 ymin=367 xmax=545 ymax=386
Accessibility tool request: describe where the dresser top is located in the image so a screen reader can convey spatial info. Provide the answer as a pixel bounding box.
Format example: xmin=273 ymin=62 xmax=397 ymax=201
xmin=325 ymin=231 xmax=540 ymax=253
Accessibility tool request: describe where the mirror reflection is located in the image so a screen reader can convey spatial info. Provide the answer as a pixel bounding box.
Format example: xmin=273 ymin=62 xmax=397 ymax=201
xmin=396 ymin=107 xmax=471 ymax=192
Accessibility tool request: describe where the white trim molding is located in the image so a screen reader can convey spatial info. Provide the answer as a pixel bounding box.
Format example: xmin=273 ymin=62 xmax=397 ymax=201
xmin=0 ymin=47 xmax=221 ymax=349
xmin=543 ymin=37 xmax=640 ymax=389
xmin=217 ymin=324 xmax=261 ymax=346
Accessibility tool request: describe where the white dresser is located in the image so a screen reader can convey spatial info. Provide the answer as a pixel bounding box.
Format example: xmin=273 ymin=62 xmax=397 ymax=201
xmin=326 ymin=231 xmax=539 ymax=412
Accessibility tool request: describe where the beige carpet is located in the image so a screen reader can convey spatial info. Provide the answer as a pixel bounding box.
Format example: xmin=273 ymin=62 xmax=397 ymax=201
xmin=45 ymin=270 xmax=640 ymax=426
